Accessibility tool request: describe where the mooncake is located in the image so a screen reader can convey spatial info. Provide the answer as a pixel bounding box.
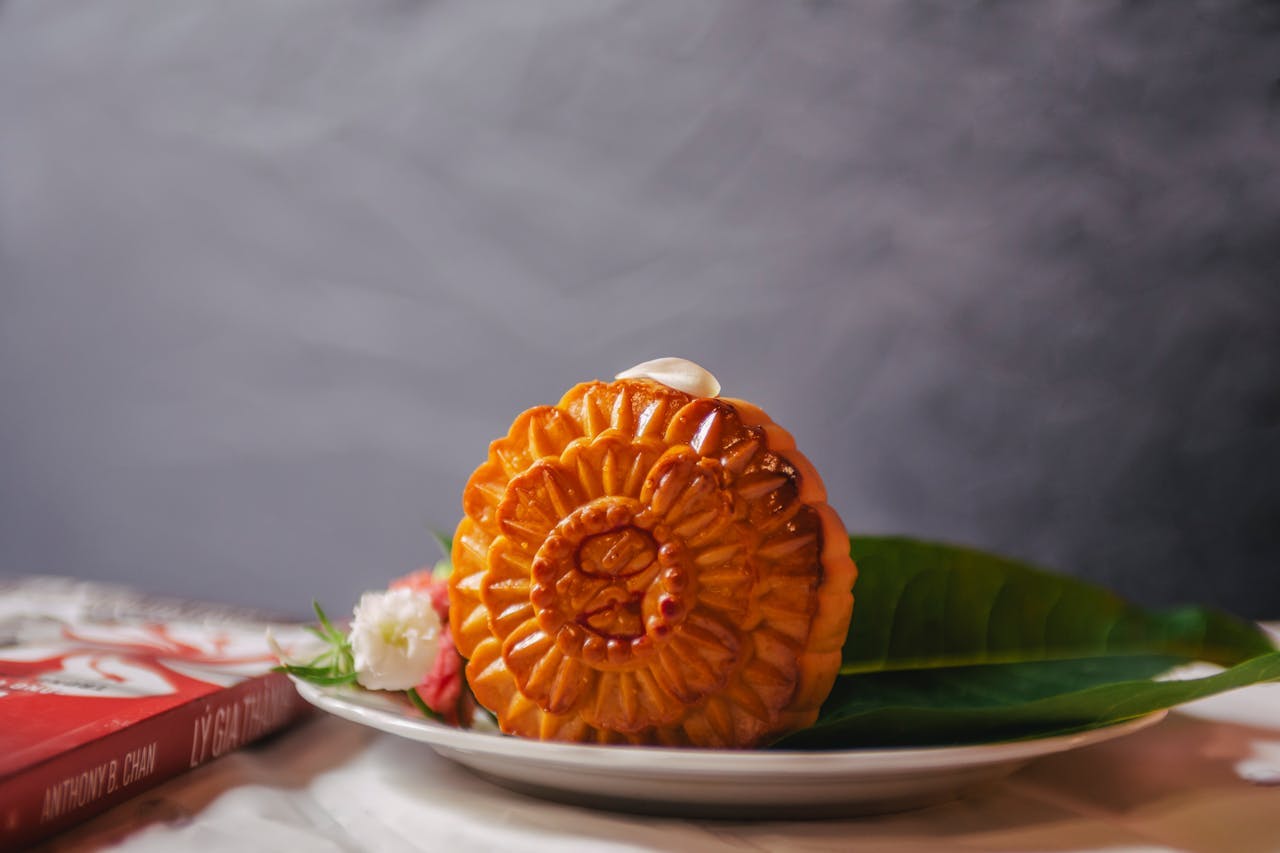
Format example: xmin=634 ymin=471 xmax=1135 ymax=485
xmin=449 ymin=359 xmax=856 ymax=748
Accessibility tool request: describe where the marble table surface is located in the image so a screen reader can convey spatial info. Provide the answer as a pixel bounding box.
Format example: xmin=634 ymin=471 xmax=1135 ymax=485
xmin=33 ymin=671 xmax=1280 ymax=853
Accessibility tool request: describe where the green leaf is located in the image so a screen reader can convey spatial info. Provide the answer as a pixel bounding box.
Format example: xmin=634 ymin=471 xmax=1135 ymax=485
xmin=312 ymin=600 xmax=347 ymax=644
xmin=276 ymin=601 xmax=356 ymax=688
xmin=274 ymin=663 xmax=359 ymax=685
xmin=430 ymin=530 xmax=453 ymax=559
xmin=775 ymin=652 xmax=1280 ymax=749
xmin=431 ymin=530 xmax=454 ymax=577
xmin=768 ymin=536 xmax=1279 ymax=749
xmin=842 ymin=536 xmax=1275 ymax=674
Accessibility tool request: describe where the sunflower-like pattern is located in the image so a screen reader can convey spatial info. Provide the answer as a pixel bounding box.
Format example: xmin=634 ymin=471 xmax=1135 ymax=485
xmin=450 ymin=379 xmax=856 ymax=748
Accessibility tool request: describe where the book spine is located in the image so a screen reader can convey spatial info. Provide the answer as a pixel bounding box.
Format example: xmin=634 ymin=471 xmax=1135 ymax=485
xmin=0 ymin=671 xmax=310 ymax=849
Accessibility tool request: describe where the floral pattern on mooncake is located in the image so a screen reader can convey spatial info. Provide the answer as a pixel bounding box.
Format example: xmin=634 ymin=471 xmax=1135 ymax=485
xmin=449 ymin=378 xmax=856 ymax=747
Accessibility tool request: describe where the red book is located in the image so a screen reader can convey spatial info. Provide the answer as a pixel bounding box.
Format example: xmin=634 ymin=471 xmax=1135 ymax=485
xmin=0 ymin=577 xmax=312 ymax=849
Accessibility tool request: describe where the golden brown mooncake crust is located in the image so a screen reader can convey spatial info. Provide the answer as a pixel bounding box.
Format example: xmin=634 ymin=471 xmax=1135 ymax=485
xmin=449 ymin=379 xmax=856 ymax=748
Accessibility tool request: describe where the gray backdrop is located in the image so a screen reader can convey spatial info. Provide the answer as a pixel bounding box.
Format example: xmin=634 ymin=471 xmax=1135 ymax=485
xmin=2 ymin=1 xmax=1278 ymax=619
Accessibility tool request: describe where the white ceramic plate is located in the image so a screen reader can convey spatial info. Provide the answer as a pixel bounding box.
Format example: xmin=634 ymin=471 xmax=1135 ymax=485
xmin=292 ymin=679 xmax=1166 ymax=819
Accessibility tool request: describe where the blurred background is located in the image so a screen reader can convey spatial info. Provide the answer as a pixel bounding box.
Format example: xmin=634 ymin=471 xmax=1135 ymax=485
xmin=1 ymin=1 xmax=1277 ymax=619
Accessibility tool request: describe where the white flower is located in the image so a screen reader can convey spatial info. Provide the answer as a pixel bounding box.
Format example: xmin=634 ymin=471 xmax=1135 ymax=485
xmin=349 ymin=588 xmax=442 ymax=690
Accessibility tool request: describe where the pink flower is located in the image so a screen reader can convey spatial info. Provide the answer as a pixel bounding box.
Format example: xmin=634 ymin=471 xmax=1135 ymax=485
xmin=390 ymin=569 xmax=450 ymax=623
xmin=415 ymin=626 xmax=467 ymax=723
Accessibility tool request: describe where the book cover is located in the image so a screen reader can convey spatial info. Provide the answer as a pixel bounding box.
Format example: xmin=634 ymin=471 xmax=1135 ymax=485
xmin=0 ymin=577 xmax=312 ymax=849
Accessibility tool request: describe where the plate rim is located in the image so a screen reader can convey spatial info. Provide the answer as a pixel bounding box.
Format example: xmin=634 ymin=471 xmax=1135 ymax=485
xmin=291 ymin=677 xmax=1168 ymax=775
